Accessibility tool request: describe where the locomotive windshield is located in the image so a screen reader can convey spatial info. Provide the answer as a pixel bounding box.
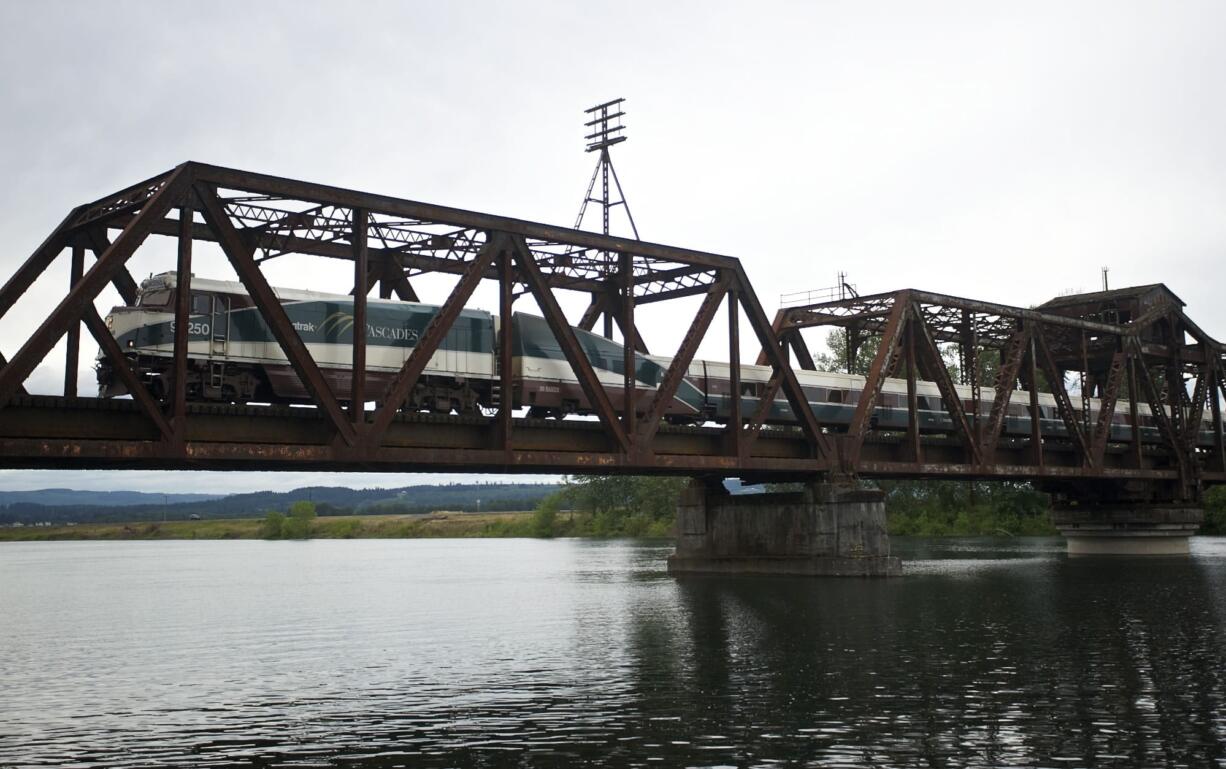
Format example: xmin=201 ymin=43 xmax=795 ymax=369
xmin=138 ymin=289 xmax=172 ymax=307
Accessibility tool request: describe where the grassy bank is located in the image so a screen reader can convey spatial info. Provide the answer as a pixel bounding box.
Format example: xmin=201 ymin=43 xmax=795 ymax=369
xmin=0 ymin=511 xmax=539 ymax=542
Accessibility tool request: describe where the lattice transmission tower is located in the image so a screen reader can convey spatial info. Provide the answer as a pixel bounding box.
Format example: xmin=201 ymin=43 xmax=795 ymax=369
xmin=573 ymin=97 xmax=639 ymax=240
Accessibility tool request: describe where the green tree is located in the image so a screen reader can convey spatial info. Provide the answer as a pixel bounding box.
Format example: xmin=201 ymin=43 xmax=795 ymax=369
xmin=280 ymin=500 xmax=317 ymax=539
xmin=261 ymin=510 xmax=285 ymax=539
xmin=813 ymin=327 xmax=960 ymax=380
xmin=531 ymin=491 xmax=563 ymax=537
xmin=562 ymin=475 xmax=685 ymax=536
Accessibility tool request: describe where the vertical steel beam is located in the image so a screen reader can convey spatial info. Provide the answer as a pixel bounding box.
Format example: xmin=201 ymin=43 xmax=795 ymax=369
xmin=1079 ymin=331 xmax=1091 ymax=435
xmin=847 ymin=325 xmax=861 ymax=375
xmin=1128 ymin=357 xmax=1142 ymax=468
xmin=63 ymin=245 xmax=85 ymax=396
xmin=1211 ymin=362 xmax=1225 ymax=473
xmin=351 ymin=209 xmax=368 ymax=422
xmin=172 ymin=206 xmax=193 ymax=435
xmin=0 ymin=167 xmax=192 ymax=408
xmin=196 ymin=182 xmax=357 ymax=447
xmin=497 ymin=247 xmax=515 ymax=451
xmin=1027 ymin=338 xmax=1043 ymax=467
xmin=367 ymin=237 xmax=502 ymax=447
xmin=377 ymin=265 xmax=394 ymax=299
xmin=513 ymin=236 xmax=629 ymax=453
xmin=905 ymin=326 xmax=921 ymax=463
xmin=726 ymin=289 xmax=743 ymax=457
xmin=620 ymin=252 xmax=636 ymax=423
xmin=638 ymin=278 xmax=728 ymax=448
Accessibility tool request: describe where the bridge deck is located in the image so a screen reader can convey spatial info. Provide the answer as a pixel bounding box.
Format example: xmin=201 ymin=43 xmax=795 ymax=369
xmin=0 ymin=395 xmax=1208 ymax=485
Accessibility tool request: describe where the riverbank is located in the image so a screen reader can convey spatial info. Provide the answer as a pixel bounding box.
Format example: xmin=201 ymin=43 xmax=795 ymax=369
xmin=0 ymin=511 xmax=539 ymax=541
xmin=0 ymin=508 xmax=1067 ymax=541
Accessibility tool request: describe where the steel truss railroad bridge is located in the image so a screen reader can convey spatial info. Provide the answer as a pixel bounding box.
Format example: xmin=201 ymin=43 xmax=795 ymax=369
xmin=0 ymin=162 xmax=1221 ymax=512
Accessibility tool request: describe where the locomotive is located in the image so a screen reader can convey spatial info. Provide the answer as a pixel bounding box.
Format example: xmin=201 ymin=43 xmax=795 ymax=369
xmin=99 ymin=272 xmax=1217 ymax=445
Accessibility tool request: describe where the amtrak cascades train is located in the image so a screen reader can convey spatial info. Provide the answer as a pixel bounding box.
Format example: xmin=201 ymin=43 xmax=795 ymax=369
xmin=99 ymin=272 xmax=1218 ymax=446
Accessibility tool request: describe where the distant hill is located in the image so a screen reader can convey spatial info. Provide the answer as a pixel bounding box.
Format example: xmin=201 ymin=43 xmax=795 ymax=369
xmin=0 ymin=489 xmax=223 ymax=507
xmin=0 ymin=483 xmax=560 ymax=526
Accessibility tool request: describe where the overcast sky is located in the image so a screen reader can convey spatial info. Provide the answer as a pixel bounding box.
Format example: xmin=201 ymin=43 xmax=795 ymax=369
xmin=1 ymin=1 xmax=1224 ymax=493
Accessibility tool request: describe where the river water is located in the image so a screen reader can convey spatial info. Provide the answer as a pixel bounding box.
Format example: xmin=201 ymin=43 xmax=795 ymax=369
xmin=2 ymin=537 xmax=1225 ymax=768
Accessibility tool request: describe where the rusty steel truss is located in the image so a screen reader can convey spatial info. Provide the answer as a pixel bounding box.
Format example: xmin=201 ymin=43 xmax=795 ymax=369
xmin=761 ymin=286 xmax=1226 ymax=503
xmin=0 ymin=162 xmax=827 ymax=477
xmin=0 ymin=162 xmax=1221 ymax=506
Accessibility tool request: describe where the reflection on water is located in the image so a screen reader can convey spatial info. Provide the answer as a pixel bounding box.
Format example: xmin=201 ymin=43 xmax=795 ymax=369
xmin=2 ymin=537 xmax=1225 ymax=767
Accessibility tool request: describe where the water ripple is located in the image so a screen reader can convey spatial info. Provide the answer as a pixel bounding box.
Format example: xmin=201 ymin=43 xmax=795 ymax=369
xmin=1 ymin=537 xmax=1225 ymax=767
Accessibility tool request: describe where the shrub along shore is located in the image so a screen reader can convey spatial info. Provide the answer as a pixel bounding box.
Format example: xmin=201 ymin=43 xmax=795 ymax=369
xmin=6 ymin=477 xmax=1224 ymax=542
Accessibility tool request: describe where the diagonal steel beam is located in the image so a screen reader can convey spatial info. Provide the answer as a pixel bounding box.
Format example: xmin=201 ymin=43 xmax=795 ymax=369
xmin=0 ymin=166 xmax=193 ymax=408
xmin=578 ymin=292 xmax=609 ymax=331
xmin=1211 ymin=360 xmax=1225 ymax=473
xmin=787 ymin=331 xmax=818 ymax=371
xmin=1033 ymin=327 xmax=1093 ymax=467
xmin=83 ymin=228 xmax=139 ymax=305
xmin=910 ymin=302 xmax=982 ymax=465
xmin=754 ymin=309 xmax=789 ymax=366
xmin=844 ymin=295 xmax=909 ymax=468
xmin=743 ymin=362 xmax=784 ymax=449
xmin=365 ymin=237 xmax=501 ymax=447
xmin=83 ymin=307 xmax=172 ymax=440
xmin=1184 ymin=361 xmax=1210 ymax=448
xmin=1090 ymin=351 xmax=1126 ymax=467
xmin=380 ymin=256 xmax=420 ymax=302
xmin=0 ymin=207 xmax=82 ymax=325
xmin=734 ymin=265 xmax=831 ymax=460
xmin=196 ymin=182 xmax=357 ymax=447
xmin=637 ymin=277 xmax=729 ymax=448
xmin=979 ymin=326 xmax=1031 ymax=460
xmin=0 ymin=353 xmax=26 ymax=396
xmin=512 ymin=235 xmax=630 ymax=453
xmin=1129 ymin=337 xmax=1190 ymax=483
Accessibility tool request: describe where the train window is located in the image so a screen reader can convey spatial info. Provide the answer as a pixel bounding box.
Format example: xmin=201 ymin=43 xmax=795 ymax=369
xmin=828 ymin=390 xmax=844 ymax=404
xmin=191 ymin=293 xmax=212 ymax=315
xmin=139 ymin=289 xmax=171 ymax=307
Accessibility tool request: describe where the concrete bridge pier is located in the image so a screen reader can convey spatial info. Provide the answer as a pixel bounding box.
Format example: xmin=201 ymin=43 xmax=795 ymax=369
xmin=1052 ymin=505 xmax=1204 ymax=556
xmin=666 ymin=479 xmax=902 ymax=577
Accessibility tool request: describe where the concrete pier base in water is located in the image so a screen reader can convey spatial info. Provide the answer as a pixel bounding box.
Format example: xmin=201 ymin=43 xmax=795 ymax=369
xmin=666 ymin=480 xmax=901 ymax=577
xmin=1053 ymin=505 xmax=1202 ymax=556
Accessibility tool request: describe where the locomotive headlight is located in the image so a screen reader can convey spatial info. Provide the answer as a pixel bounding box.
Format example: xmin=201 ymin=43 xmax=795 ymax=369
xmin=127 ymin=340 xmax=133 ymax=348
